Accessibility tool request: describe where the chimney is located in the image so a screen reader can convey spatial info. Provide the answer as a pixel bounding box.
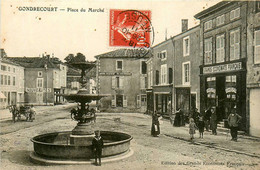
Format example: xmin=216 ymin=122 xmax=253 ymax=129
xmin=181 ymin=19 xmax=188 ymax=32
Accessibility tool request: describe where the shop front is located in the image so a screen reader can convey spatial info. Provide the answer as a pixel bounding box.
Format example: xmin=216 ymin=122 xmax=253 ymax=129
xmin=146 ymin=89 xmax=153 ymax=115
xmin=200 ymin=60 xmax=246 ymax=131
xmin=153 ymin=85 xmax=172 ymax=117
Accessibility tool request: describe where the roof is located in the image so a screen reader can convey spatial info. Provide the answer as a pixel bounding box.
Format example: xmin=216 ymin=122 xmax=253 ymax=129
xmin=1 ymin=57 xmax=23 ymax=67
xmin=194 ymin=1 xmax=233 ymax=19
xmin=67 ymin=66 xmax=81 ymax=76
xmin=95 ymin=49 xmax=152 ymax=59
xmin=7 ymin=56 xmax=61 ymax=69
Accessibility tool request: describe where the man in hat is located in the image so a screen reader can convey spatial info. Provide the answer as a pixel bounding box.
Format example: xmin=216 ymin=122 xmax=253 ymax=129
xmin=92 ymin=130 xmax=103 ymax=166
xmin=228 ymin=107 xmax=242 ymax=141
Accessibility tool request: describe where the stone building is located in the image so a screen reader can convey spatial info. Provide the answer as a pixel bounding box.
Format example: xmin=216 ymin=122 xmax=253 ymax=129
xmin=0 ymin=49 xmax=25 ymax=109
xmin=246 ymin=1 xmax=260 ymax=137
xmin=146 ymin=21 xmax=200 ymax=117
xmin=95 ymin=49 xmax=150 ymax=112
xmin=8 ymin=55 xmax=67 ymax=105
xmin=194 ymin=1 xmax=260 ymax=134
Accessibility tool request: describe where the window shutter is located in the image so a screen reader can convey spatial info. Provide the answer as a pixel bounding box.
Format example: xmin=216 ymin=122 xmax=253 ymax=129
xmin=111 ymin=95 xmax=116 ymax=107
xmin=123 ymin=95 xmax=127 ymax=107
xmin=119 ymin=77 xmax=124 ymax=88
xmin=255 ymin=30 xmax=260 ymax=64
xmin=137 ymin=95 xmax=141 ymax=108
xmin=112 ymin=76 xmax=115 ymax=89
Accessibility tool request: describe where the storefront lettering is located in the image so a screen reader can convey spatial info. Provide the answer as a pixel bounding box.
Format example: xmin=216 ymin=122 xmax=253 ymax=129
xmin=203 ymin=62 xmax=242 ymax=74
xmin=26 ymin=88 xmax=52 ymax=93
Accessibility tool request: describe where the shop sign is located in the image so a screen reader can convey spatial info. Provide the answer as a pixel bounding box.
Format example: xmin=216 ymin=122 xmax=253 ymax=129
xmin=26 ymin=88 xmax=52 ymax=93
xmin=206 ymin=88 xmax=216 ymax=93
xmin=99 ymin=72 xmax=132 ymax=76
xmin=225 ymin=87 xmax=237 ymax=94
xmin=203 ymin=62 xmax=242 ymax=74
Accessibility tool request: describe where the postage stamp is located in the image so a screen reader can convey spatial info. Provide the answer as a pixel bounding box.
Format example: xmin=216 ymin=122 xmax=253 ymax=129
xmin=109 ymin=9 xmax=153 ymax=52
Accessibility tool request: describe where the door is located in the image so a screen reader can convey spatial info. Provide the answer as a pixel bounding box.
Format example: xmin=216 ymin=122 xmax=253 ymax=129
xmin=191 ymin=93 xmax=196 ymax=110
xmin=116 ymin=95 xmax=123 ymax=107
xmin=216 ymin=76 xmax=226 ymax=121
xmin=36 ymin=92 xmax=43 ymax=104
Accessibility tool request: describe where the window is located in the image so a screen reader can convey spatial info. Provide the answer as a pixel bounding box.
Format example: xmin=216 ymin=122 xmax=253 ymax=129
xmin=1 ymin=65 xmax=6 ymax=71
xmin=156 ymin=70 xmax=159 ymax=85
xmin=4 ymin=75 xmax=7 ymax=85
xmin=112 ymin=76 xmax=124 ymax=89
xmin=141 ymin=61 xmax=147 ymax=74
xmin=216 ymin=34 xmax=225 ymax=63
xmin=8 ymin=67 xmax=10 ymax=72
xmin=37 ymin=78 xmax=43 ymax=88
xmin=216 ymin=14 xmax=225 ymax=26
xmin=204 ymin=37 xmax=213 ymax=65
xmin=160 ymin=64 xmax=167 ymax=85
xmin=38 ymin=71 xmax=43 ymax=77
xmin=230 ymin=28 xmax=240 ymax=61
xmin=157 ymin=51 xmax=167 ymax=60
xmin=168 ymin=68 xmax=173 ymax=84
xmin=7 ymin=76 xmax=10 ymax=85
xmin=13 ymin=68 xmax=15 ymax=73
xmin=0 ymin=75 xmax=3 ymax=85
xmin=116 ymin=60 xmax=123 ymax=70
xmin=256 ymin=1 xmax=260 ymax=13
xmin=204 ymin=20 xmax=212 ymax=31
xmin=71 ymin=81 xmax=79 ymax=90
xmin=255 ymin=30 xmax=260 ymax=64
xmin=182 ymin=62 xmax=190 ymax=85
xmin=183 ymin=36 xmax=190 ymax=56
xmin=230 ymin=8 xmax=240 ymax=20
xmin=13 ymin=77 xmax=15 ymax=86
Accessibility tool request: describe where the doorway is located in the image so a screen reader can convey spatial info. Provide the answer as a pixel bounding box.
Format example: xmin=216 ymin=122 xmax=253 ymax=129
xmin=116 ymin=95 xmax=123 ymax=107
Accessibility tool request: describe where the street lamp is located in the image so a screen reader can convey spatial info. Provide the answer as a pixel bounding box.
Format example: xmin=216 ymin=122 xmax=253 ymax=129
xmin=44 ymin=63 xmax=48 ymax=105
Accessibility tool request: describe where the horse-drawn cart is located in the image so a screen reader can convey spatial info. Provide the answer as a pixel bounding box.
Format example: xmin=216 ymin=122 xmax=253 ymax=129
xmin=9 ymin=103 xmax=36 ymax=123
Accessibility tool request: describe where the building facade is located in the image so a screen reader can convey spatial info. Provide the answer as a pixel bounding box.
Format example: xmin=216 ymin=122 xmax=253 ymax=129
xmin=95 ymin=49 xmax=149 ymax=112
xmin=195 ymin=1 xmax=248 ymax=132
xmin=246 ymin=1 xmax=260 ymax=137
xmin=147 ymin=22 xmax=200 ymax=118
xmin=0 ymin=50 xmax=25 ymax=109
xmin=8 ymin=56 xmax=67 ymax=105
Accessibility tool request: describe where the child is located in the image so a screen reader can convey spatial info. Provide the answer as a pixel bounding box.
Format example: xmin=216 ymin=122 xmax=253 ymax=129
xmin=92 ymin=130 xmax=103 ymax=166
xmin=189 ymin=118 xmax=197 ymax=141
xmin=197 ymin=116 xmax=205 ymax=138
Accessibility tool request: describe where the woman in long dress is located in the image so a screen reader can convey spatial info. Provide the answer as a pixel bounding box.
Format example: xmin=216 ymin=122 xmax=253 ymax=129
xmin=151 ymin=111 xmax=160 ymax=137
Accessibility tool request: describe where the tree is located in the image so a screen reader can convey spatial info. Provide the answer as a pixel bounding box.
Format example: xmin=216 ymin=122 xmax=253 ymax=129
xmin=74 ymin=53 xmax=86 ymax=62
xmin=64 ymin=54 xmax=75 ymax=63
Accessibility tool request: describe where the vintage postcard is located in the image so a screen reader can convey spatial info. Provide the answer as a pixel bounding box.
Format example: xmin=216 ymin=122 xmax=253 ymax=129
xmin=1 ymin=0 xmax=260 ymax=169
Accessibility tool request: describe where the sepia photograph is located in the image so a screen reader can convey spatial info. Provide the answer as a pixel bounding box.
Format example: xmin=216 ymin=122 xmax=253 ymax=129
xmin=0 ymin=0 xmax=260 ymax=169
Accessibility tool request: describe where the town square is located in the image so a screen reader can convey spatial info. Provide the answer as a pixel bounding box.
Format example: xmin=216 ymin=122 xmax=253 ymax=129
xmin=1 ymin=0 xmax=260 ymax=169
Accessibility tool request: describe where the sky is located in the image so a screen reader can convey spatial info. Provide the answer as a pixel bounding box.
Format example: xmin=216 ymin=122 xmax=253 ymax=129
xmin=0 ymin=0 xmax=221 ymax=61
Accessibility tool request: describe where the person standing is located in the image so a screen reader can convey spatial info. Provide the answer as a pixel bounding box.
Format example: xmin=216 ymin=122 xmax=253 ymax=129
xmin=151 ymin=111 xmax=160 ymax=137
xmin=228 ymin=108 xmax=242 ymax=141
xmin=197 ymin=116 xmax=205 ymax=138
xmin=92 ymin=130 xmax=103 ymax=166
xmin=174 ymin=108 xmax=182 ymax=127
xmin=204 ymin=107 xmax=212 ymax=131
xmin=210 ymin=107 xmax=217 ymax=135
xmin=193 ymin=108 xmax=200 ymax=126
xmin=189 ymin=118 xmax=197 ymax=141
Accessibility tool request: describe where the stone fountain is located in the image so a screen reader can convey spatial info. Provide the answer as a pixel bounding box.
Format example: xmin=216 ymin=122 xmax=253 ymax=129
xmin=30 ymin=61 xmax=133 ymax=164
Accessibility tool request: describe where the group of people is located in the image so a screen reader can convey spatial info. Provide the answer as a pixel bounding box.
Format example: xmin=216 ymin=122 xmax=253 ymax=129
xmin=151 ymin=106 xmax=242 ymax=142
xmin=188 ymin=106 xmax=242 ymax=141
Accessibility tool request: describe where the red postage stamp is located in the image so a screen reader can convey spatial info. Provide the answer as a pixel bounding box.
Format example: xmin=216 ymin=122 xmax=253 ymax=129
xmin=109 ymin=9 xmax=153 ymax=49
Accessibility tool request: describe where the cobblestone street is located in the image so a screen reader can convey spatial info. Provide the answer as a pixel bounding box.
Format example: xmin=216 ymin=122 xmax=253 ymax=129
xmin=0 ymin=105 xmax=260 ymax=170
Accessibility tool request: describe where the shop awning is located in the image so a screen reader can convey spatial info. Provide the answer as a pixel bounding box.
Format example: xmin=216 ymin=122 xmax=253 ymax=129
xmin=0 ymin=92 xmax=6 ymax=99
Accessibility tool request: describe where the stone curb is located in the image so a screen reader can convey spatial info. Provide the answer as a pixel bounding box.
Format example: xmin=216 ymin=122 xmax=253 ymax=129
xmin=29 ymin=149 xmax=134 ymax=165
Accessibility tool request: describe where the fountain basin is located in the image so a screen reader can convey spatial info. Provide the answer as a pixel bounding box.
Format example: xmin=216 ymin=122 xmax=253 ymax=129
xmin=31 ymin=131 xmax=132 ymax=159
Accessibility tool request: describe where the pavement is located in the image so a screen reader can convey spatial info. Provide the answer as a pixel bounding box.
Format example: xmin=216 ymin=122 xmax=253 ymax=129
xmin=1 ymin=106 xmax=260 ymax=159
